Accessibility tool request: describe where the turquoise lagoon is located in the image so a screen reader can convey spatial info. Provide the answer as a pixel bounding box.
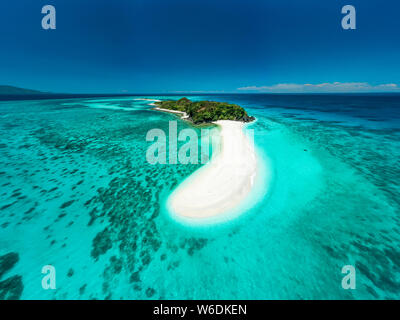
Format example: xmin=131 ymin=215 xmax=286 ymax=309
xmin=0 ymin=94 xmax=399 ymax=299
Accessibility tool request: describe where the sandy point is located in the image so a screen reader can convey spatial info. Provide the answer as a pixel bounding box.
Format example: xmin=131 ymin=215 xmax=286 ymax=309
xmin=168 ymin=120 xmax=263 ymax=222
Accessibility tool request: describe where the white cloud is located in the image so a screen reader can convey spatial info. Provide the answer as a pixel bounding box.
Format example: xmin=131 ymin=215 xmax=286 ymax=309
xmin=237 ymin=82 xmax=399 ymax=93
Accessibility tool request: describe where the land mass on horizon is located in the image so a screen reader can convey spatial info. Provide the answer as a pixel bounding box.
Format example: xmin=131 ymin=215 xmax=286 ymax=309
xmin=0 ymin=85 xmax=44 ymax=95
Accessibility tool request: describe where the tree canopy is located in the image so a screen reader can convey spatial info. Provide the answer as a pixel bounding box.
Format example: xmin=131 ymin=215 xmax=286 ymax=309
xmin=155 ymin=98 xmax=255 ymax=124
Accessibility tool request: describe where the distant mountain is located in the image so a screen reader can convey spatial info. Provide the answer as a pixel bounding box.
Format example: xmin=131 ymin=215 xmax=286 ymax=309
xmin=0 ymin=85 xmax=44 ymax=95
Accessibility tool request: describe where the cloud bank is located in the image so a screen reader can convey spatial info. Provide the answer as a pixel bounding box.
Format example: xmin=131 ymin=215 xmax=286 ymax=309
xmin=237 ymin=82 xmax=399 ymax=93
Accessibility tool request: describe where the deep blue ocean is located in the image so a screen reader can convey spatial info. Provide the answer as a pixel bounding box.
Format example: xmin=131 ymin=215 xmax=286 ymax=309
xmin=0 ymin=93 xmax=399 ymax=299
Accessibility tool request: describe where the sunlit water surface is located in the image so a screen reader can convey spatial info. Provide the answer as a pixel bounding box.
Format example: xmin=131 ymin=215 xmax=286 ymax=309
xmin=0 ymin=94 xmax=399 ymax=299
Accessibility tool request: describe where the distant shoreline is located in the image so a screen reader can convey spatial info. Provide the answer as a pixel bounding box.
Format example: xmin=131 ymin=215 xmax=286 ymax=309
xmin=152 ymin=107 xmax=189 ymax=119
xmin=2 ymin=92 xmax=400 ymax=102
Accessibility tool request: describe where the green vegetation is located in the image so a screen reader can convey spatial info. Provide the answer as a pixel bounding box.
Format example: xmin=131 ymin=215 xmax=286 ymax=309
xmin=155 ymin=97 xmax=255 ymax=124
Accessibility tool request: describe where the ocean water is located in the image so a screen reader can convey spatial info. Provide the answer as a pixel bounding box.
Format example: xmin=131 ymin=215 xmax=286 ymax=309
xmin=0 ymin=94 xmax=399 ymax=299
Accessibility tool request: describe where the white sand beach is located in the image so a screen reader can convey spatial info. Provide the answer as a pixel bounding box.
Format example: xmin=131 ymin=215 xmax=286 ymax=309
xmin=153 ymin=107 xmax=189 ymax=119
xmin=169 ymin=120 xmax=258 ymax=219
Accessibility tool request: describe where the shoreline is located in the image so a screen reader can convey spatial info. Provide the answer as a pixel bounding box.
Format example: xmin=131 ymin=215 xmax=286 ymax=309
xmin=152 ymin=106 xmax=189 ymax=119
xmin=168 ymin=120 xmax=260 ymax=220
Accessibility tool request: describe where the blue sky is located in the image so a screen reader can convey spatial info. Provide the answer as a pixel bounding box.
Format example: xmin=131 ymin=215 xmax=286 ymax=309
xmin=0 ymin=0 xmax=399 ymax=93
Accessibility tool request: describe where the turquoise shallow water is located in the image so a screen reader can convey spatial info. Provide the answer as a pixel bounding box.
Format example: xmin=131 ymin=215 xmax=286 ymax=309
xmin=0 ymin=94 xmax=399 ymax=299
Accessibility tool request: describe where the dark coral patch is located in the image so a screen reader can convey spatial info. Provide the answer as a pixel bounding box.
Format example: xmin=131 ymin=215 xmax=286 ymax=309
xmin=0 ymin=252 xmax=19 ymax=279
xmin=0 ymin=275 xmax=24 ymax=300
xmin=129 ymin=271 xmax=140 ymax=283
xmin=60 ymin=200 xmax=74 ymax=209
xmin=91 ymin=228 xmax=112 ymax=260
xmin=109 ymin=256 xmax=123 ymax=274
xmin=79 ymin=284 xmax=87 ymax=295
xmin=145 ymin=287 xmax=156 ymax=298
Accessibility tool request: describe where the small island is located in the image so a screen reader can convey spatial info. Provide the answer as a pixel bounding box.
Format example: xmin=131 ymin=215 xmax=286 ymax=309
xmin=150 ymin=97 xmax=262 ymax=221
xmin=154 ymin=97 xmax=255 ymax=124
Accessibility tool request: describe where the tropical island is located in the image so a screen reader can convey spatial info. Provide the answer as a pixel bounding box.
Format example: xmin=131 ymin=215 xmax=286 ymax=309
xmin=147 ymin=97 xmax=262 ymax=222
xmin=154 ymin=97 xmax=255 ymax=124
